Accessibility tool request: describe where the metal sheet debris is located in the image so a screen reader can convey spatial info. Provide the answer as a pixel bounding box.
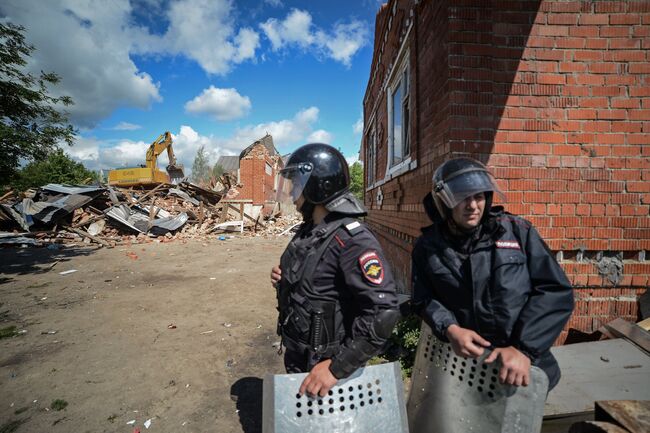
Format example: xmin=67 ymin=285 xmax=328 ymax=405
xmin=0 ymin=179 xmax=301 ymax=248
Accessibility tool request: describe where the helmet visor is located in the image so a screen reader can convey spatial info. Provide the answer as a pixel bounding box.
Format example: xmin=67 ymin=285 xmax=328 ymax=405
xmin=434 ymin=168 xmax=504 ymax=209
xmin=276 ymin=162 xmax=313 ymax=204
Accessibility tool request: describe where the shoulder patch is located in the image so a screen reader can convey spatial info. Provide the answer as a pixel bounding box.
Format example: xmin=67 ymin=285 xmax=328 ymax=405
xmin=496 ymin=240 xmax=521 ymax=250
xmin=343 ymin=220 xmax=364 ymax=236
xmin=359 ymin=251 xmax=384 ymax=285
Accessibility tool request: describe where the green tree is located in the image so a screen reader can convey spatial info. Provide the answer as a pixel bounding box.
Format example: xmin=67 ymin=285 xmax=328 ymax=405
xmin=191 ymin=145 xmax=211 ymax=184
xmin=0 ymin=23 xmax=76 ymax=185
xmin=349 ymin=161 xmax=364 ymax=200
xmin=212 ymin=163 xmax=225 ymax=178
xmin=11 ymin=148 xmax=97 ymax=191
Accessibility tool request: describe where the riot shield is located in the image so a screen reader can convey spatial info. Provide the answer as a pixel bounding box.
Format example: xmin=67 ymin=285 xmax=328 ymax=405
xmin=263 ymin=361 xmax=408 ymax=433
xmin=408 ymin=324 xmax=548 ymax=433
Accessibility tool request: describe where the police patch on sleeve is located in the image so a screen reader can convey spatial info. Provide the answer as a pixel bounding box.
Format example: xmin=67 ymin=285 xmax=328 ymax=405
xmin=359 ymin=251 xmax=384 ymax=285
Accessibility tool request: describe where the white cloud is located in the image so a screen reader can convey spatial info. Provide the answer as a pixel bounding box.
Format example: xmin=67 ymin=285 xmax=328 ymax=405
xmin=260 ymin=9 xmax=368 ymax=66
xmin=260 ymin=9 xmax=313 ymax=50
xmin=220 ymin=106 xmax=320 ymax=153
xmin=152 ymin=0 xmax=260 ymax=75
xmin=264 ymin=0 xmax=284 ymax=7
xmin=345 ymin=154 xmax=360 ymax=166
xmin=306 ymin=129 xmax=332 ymax=144
xmin=316 ymin=21 xmax=368 ymax=66
xmin=65 ymin=136 xmax=100 ymax=164
xmin=1 ymin=0 xmax=162 ymax=128
xmin=185 ymin=86 xmax=251 ymax=121
xmin=66 ymin=107 xmax=323 ymax=173
xmin=353 ymin=117 xmax=363 ymax=134
xmin=112 ymin=122 xmax=142 ymax=131
xmin=0 ymin=0 xmax=262 ymax=128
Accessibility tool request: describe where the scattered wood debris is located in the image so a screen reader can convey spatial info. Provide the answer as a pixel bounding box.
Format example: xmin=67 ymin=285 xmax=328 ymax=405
xmin=0 ymin=181 xmax=301 ymax=248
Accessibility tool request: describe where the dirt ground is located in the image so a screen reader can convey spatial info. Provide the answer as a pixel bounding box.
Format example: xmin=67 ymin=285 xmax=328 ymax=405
xmin=0 ymin=236 xmax=290 ymax=433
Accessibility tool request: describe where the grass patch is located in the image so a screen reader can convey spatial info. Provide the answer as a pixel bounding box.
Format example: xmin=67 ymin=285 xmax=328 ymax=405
xmin=107 ymin=414 xmax=118 ymax=423
xmin=0 ymin=420 xmax=25 ymax=433
xmin=0 ymin=326 xmax=18 ymax=340
xmin=13 ymin=407 xmax=28 ymax=415
xmin=50 ymin=399 xmax=68 ymax=411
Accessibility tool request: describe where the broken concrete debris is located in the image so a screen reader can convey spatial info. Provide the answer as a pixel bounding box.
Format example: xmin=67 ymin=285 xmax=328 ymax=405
xmin=0 ymin=181 xmax=302 ymax=248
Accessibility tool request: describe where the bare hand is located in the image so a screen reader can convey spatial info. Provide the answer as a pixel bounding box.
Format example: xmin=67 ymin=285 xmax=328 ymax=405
xmin=299 ymin=359 xmax=338 ymax=397
xmin=484 ymin=346 xmax=531 ymax=386
xmin=270 ymin=265 xmax=281 ymax=286
xmin=445 ymin=324 xmax=491 ymax=358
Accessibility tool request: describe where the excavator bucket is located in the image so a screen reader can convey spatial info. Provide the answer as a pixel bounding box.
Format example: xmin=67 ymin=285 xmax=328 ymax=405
xmin=166 ymin=164 xmax=185 ymax=183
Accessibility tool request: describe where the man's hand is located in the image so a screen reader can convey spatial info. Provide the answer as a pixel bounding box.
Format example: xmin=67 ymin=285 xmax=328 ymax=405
xmin=270 ymin=265 xmax=281 ymax=286
xmin=299 ymin=359 xmax=338 ymax=397
xmin=445 ymin=324 xmax=491 ymax=358
xmin=484 ymin=346 xmax=531 ymax=386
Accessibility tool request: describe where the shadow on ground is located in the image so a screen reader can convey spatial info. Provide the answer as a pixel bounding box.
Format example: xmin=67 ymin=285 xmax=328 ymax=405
xmin=0 ymin=246 xmax=99 ymax=279
xmin=231 ymin=377 xmax=264 ymax=433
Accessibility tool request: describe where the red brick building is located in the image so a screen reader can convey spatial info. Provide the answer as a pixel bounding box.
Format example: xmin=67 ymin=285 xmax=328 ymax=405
xmin=216 ymin=134 xmax=283 ymax=206
xmin=361 ymin=0 xmax=649 ymax=342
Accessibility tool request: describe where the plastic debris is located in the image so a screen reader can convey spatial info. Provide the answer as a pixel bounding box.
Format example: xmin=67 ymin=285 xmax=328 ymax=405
xmin=167 ymin=324 xmax=177 ymax=329
xmin=144 ymin=419 xmax=152 ymax=429
xmin=126 ymin=420 xmax=136 ymax=425
xmin=59 ymin=270 xmax=78 ymax=275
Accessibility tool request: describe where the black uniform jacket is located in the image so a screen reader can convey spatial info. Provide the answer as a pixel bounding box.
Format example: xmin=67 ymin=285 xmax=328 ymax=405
xmin=412 ymin=193 xmax=574 ymax=388
xmin=281 ymin=212 xmax=399 ymax=377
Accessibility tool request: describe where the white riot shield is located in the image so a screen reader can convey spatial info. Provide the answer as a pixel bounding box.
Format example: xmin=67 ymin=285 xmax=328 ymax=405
xmin=408 ymin=324 xmax=548 ymax=433
xmin=263 ymin=362 xmax=408 ymax=433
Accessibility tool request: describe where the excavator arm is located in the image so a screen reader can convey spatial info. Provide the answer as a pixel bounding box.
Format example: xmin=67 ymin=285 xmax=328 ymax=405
xmin=145 ymin=132 xmax=185 ymax=181
xmin=108 ymin=131 xmax=185 ymax=187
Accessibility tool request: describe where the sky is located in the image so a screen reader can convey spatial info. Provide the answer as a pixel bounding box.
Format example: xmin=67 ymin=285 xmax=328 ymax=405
xmin=1 ymin=0 xmax=384 ymax=174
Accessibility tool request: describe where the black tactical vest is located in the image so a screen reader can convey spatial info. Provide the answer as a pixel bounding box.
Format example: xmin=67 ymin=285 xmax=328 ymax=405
xmin=277 ymin=217 xmax=356 ymax=357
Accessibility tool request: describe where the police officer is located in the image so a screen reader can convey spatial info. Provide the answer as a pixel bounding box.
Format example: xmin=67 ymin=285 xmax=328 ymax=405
xmin=412 ymin=157 xmax=574 ymax=390
xmin=270 ymin=143 xmax=400 ymax=397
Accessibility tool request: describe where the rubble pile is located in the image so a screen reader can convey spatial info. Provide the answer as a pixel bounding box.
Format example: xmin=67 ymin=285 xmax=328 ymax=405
xmin=0 ymin=182 xmax=301 ymax=248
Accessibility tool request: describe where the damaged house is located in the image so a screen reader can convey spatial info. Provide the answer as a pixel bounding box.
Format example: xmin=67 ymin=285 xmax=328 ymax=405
xmin=216 ymin=134 xmax=284 ymax=208
xmin=361 ymin=0 xmax=649 ymax=343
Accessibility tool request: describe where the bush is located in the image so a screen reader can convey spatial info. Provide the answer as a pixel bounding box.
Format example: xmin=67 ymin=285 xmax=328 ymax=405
xmin=11 ymin=148 xmax=97 ymax=191
xmin=371 ymin=314 xmax=421 ymax=378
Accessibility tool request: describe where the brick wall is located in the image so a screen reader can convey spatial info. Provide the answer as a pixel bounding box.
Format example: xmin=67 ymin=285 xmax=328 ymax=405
xmin=363 ymin=0 xmax=649 ymax=340
xmin=237 ymin=144 xmax=278 ymax=205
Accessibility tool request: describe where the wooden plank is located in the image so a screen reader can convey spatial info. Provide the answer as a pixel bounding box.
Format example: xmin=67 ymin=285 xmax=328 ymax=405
xmin=603 ymin=318 xmax=650 ymax=354
xmin=219 ymin=202 xmax=229 ymax=224
xmin=637 ymin=318 xmax=650 ymax=332
xmin=0 ymin=191 xmax=15 ymax=202
xmin=595 ymin=400 xmax=650 ymax=433
xmin=66 ymin=227 xmax=111 ymax=248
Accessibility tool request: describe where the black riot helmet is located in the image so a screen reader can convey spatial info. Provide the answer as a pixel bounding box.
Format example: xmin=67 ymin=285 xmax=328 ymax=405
xmin=431 ymin=157 xmax=504 ymax=221
xmin=278 ymin=143 xmax=350 ymax=205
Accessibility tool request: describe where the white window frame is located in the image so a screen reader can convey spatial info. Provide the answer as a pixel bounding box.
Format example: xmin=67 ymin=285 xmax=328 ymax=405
xmin=387 ymin=49 xmax=411 ymax=175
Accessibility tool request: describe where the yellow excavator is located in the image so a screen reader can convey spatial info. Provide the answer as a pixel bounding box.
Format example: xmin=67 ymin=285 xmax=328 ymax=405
xmin=108 ymin=132 xmax=185 ymax=187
